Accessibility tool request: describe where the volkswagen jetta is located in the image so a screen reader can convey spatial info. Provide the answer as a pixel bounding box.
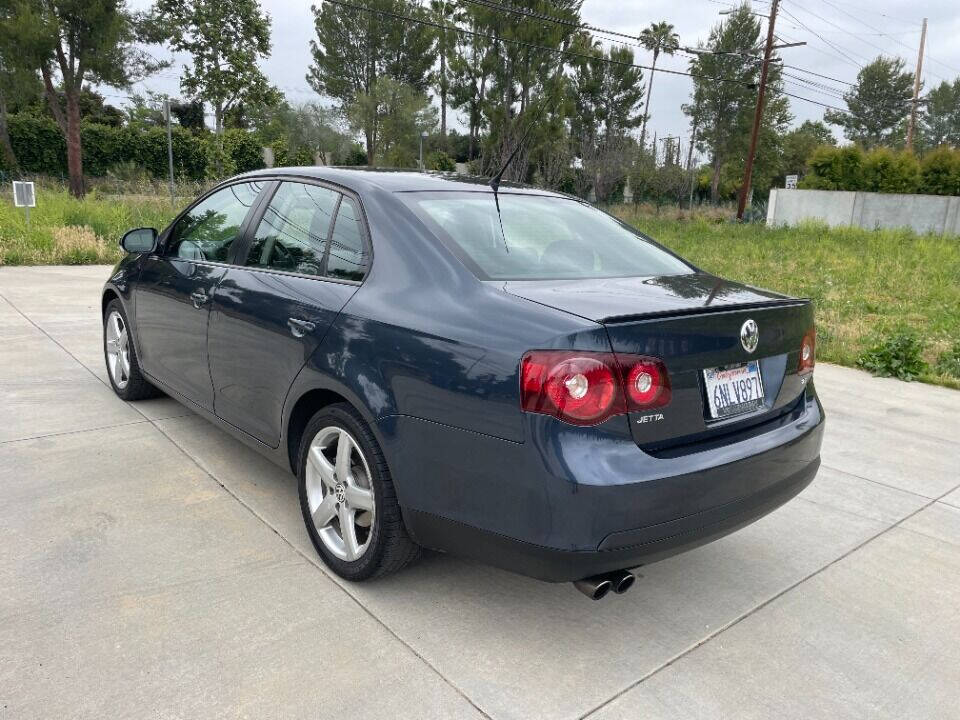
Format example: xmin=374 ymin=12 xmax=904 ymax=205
xmin=102 ymin=168 xmax=824 ymax=599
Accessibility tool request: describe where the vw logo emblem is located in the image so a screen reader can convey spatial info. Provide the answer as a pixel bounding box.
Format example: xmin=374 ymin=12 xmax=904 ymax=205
xmin=740 ymin=319 xmax=759 ymax=353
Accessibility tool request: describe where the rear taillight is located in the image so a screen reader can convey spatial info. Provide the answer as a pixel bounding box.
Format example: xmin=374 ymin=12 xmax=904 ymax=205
xmin=520 ymin=351 xmax=671 ymax=426
xmin=798 ymin=329 xmax=816 ymax=375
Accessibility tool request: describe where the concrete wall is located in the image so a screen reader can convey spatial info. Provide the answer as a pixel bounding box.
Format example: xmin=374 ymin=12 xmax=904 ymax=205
xmin=767 ymin=188 xmax=960 ymax=236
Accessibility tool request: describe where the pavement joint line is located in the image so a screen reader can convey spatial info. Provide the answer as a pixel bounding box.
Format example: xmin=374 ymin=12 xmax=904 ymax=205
xmin=821 ymin=407 xmax=960 ymax=448
xmin=819 ymin=463 xmax=936 ymax=501
xmin=895 ymin=522 xmax=960 ymax=550
xmin=0 ymin=415 xmax=191 ymax=446
xmin=577 ymin=478 xmax=960 ymax=720
xmin=0 ymin=288 xmax=495 ymax=720
xmin=793 ymin=494 xmax=918 ymax=527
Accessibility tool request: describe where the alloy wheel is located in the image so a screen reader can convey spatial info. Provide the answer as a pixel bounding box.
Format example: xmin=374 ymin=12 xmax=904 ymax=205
xmin=304 ymin=426 xmax=376 ymax=561
xmin=105 ymin=310 xmax=131 ymax=390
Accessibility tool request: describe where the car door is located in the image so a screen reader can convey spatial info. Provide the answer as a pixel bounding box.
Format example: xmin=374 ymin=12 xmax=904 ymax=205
xmin=135 ymin=181 xmax=266 ymax=410
xmin=207 ymin=181 xmax=370 ymax=446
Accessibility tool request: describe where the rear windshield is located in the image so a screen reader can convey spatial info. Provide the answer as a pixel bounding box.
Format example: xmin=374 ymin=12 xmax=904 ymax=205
xmin=401 ymin=192 xmax=692 ymax=280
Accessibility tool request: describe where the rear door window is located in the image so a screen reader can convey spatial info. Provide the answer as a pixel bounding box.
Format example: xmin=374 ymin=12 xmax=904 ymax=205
xmin=166 ymin=182 xmax=264 ymax=262
xmin=246 ymin=182 xmax=339 ymax=276
xmin=326 ymin=197 xmax=369 ymax=282
xmin=401 ymin=192 xmax=692 ymax=280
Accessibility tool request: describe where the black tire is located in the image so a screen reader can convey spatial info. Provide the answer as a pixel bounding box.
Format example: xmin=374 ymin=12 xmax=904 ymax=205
xmin=103 ymin=299 xmax=161 ymax=401
xmin=298 ymin=403 xmax=420 ymax=581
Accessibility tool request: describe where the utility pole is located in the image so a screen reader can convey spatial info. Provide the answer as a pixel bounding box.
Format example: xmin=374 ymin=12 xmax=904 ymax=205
xmin=687 ymin=125 xmax=698 ymax=210
xmin=658 ymin=136 xmax=680 ymax=165
xmin=905 ymin=17 xmax=928 ymax=151
xmin=164 ymin=97 xmax=175 ymax=207
xmin=737 ymin=0 xmax=779 ymax=221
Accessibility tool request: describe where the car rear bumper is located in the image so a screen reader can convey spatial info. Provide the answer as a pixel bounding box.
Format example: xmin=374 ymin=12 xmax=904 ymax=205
xmin=405 ymin=456 xmax=817 ymax=582
xmin=380 ymin=388 xmax=825 ymax=583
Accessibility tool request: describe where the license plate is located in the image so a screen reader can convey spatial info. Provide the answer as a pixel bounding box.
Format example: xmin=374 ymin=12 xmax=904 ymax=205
xmin=703 ymin=361 xmax=765 ymax=419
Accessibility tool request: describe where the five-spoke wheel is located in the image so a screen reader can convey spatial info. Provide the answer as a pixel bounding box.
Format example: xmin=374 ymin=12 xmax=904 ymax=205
xmin=104 ymin=310 xmax=131 ymax=390
xmin=298 ymin=403 xmax=420 ymax=581
xmin=304 ymin=426 xmax=376 ymax=561
xmin=102 ymin=299 xmax=160 ymax=401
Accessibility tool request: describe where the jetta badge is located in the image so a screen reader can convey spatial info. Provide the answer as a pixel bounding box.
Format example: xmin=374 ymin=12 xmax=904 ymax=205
xmin=740 ymin=319 xmax=759 ymax=353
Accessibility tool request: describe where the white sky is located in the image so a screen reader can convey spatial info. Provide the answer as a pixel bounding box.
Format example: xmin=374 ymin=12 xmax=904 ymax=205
xmin=120 ymin=0 xmax=960 ymax=150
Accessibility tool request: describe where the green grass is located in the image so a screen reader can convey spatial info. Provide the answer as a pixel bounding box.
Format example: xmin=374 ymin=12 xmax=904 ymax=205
xmin=1 ymin=191 xmax=957 ymax=389
xmin=0 ymin=188 xmax=178 ymax=266
xmin=613 ymin=206 xmax=960 ymax=389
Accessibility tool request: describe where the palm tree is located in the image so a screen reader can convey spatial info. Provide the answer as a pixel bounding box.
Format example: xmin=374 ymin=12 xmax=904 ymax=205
xmin=638 ymin=21 xmax=680 ymax=154
xmin=429 ymin=0 xmax=457 ymax=142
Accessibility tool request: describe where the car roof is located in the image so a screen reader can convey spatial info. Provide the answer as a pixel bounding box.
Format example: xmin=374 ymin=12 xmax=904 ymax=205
xmin=235 ymin=166 xmax=571 ymax=197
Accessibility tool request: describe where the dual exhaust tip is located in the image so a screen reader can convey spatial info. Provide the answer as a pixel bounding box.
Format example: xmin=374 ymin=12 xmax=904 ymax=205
xmin=573 ymin=569 xmax=637 ymax=600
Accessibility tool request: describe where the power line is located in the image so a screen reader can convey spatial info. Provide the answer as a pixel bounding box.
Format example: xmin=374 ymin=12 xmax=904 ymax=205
xmin=806 ymin=0 xmax=921 ymax=26
xmin=815 ymin=0 xmax=960 ymax=77
xmin=779 ymin=7 xmax=868 ymax=69
xmin=315 ymin=0 xmax=848 ymax=116
xmin=779 ymin=60 xmax=855 ymax=87
xmin=798 ymin=1 xmax=932 ymax=67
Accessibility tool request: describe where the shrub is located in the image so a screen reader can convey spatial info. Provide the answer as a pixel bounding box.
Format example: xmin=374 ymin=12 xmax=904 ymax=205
xmin=341 ymin=143 xmax=368 ymax=166
xmin=856 ymin=328 xmax=929 ymax=381
xmin=106 ymin=161 xmax=154 ymax=186
xmin=223 ymin=129 xmax=266 ymax=174
xmin=426 ymin=150 xmax=456 ymax=171
xmin=6 ymin=114 xmax=66 ymax=175
xmin=934 ymin=342 xmax=960 ymax=378
xmin=800 ymin=145 xmax=864 ymax=191
xmin=861 ymin=148 xmax=919 ymax=194
xmin=4 ymin=113 xmax=209 ymax=181
xmin=919 ymin=146 xmax=960 ymax=196
xmin=385 ymin=145 xmax=417 ymax=168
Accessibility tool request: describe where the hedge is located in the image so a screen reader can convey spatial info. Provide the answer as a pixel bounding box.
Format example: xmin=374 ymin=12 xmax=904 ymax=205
xmin=2 ymin=113 xmax=265 ymax=181
xmin=801 ymin=144 xmax=960 ymax=196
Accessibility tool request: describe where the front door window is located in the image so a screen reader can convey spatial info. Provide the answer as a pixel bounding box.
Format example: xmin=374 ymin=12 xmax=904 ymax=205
xmin=167 ymin=182 xmax=264 ymax=262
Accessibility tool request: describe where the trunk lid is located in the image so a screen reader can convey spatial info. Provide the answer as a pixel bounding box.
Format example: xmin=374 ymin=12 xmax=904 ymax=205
xmin=501 ymin=272 xmax=792 ymax=323
xmin=503 ymin=273 xmax=815 ymax=452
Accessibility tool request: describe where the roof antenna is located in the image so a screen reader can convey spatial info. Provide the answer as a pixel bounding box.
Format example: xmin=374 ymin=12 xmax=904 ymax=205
xmin=489 ymin=120 xmax=536 ymax=253
xmin=488 ymin=55 xmax=564 ymax=253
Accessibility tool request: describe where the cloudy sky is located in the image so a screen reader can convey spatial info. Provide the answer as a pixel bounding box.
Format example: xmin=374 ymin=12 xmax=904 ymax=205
xmin=123 ymin=0 xmax=960 ymax=149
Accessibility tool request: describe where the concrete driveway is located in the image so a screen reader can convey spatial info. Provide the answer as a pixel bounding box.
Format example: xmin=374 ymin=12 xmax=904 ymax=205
xmin=1 ymin=264 xmax=959 ymax=720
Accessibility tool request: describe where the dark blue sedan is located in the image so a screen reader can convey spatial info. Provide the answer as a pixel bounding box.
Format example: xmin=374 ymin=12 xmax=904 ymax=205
xmin=103 ymin=169 xmax=824 ymax=600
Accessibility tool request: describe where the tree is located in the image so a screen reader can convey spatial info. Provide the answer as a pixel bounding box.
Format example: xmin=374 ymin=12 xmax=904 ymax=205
xmin=11 ymin=0 xmax=157 ymax=197
xmin=781 ymin=120 xmax=834 ymax=177
xmin=429 ymin=0 xmax=456 ymax=142
xmin=249 ymin=100 xmax=352 ymax=163
xmin=825 ymin=56 xmax=914 ymax=149
xmin=568 ymin=40 xmax=644 ymax=201
xmin=920 ymin=78 xmax=960 ymax=148
xmin=684 ymin=5 xmax=771 ymax=202
xmin=170 ymin=99 xmax=206 ymax=131
xmin=307 ymin=0 xmax=434 ymax=165
xmin=344 ymin=77 xmax=436 ymax=166
xmin=447 ymin=8 xmax=489 ymax=161
xmin=637 ymin=21 xmax=679 ymax=152
xmin=149 ymin=0 xmax=279 ymax=173
xmin=125 ymin=91 xmax=165 ymax=127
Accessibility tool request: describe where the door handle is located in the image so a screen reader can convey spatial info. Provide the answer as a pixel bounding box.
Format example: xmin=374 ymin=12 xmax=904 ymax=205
xmin=287 ymin=318 xmax=317 ymax=338
xmin=190 ymin=290 xmax=209 ymax=309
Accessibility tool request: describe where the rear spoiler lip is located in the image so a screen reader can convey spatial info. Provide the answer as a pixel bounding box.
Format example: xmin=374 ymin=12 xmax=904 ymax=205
xmin=599 ymin=298 xmax=811 ymax=325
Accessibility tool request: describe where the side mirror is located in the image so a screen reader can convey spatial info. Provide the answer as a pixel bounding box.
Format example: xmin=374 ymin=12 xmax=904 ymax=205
xmin=120 ymin=227 xmax=158 ymax=254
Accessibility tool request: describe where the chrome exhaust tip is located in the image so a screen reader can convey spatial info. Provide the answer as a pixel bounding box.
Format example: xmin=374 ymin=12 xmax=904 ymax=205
xmin=608 ymin=569 xmax=636 ymax=594
xmin=573 ymin=576 xmax=614 ymax=601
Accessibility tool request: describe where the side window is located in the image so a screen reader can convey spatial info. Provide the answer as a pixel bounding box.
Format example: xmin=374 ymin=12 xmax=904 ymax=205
xmin=245 ymin=182 xmax=338 ymax=276
xmin=167 ymin=182 xmax=263 ymax=262
xmin=326 ymin=197 xmax=368 ymax=281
